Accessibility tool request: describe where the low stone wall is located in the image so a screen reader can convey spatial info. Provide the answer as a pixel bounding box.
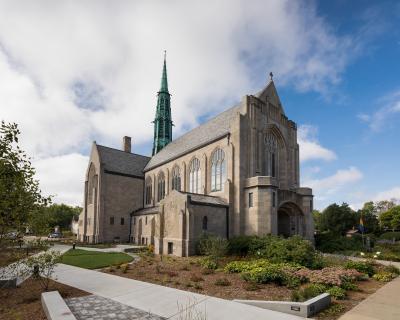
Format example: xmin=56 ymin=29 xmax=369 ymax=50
xmin=234 ymin=293 xmax=331 ymax=318
xmin=41 ymin=291 xmax=76 ymax=320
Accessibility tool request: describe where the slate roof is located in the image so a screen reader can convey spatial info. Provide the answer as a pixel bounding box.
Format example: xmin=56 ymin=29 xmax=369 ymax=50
xmin=188 ymin=193 xmax=228 ymax=207
xmin=96 ymin=144 xmax=150 ymax=177
xmin=144 ymin=104 xmax=241 ymax=171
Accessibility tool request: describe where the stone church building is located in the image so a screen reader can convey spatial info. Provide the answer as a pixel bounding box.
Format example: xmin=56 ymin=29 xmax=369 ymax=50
xmin=78 ymin=55 xmax=315 ymax=256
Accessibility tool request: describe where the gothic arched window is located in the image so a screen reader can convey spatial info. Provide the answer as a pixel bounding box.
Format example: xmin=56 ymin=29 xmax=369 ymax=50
xmin=202 ymin=216 xmax=208 ymax=231
xmin=157 ymin=172 xmax=166 ymax=201
xmin=211 ymin=148 xmax=226 ymax=192
xmin=189 ymin=158 xmax=201 ymax=193
xmin=87 ymin=164 xmax=97 ymax=205
xmin=265 ymin=133 xmax=278 ymax=178
xmin=145 ymin=177 xmax=152 ymax=205
xmin=172 ymin=165 xmax=181 ymax=191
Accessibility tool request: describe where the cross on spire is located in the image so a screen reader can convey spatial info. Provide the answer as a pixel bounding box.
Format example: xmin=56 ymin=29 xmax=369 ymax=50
xmin=269 ymin=71 xmax=273 ymax=81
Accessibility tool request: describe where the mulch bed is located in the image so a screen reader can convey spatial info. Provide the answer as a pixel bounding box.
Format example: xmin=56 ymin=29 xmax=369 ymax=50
xmin=103 ymin=255 xmax=387 ymax=319
xmin=0 ymin=278 xmax=89 ymax=320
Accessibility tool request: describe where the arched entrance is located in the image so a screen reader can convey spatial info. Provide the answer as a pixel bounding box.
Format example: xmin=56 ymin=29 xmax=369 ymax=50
xmin=277 ymin=202 xmax=305 ymax=237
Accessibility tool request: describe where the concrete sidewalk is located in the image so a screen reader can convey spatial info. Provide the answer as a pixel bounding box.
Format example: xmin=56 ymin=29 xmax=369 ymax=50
xmin=52 ymin=263 xmax=306 ymax=320
xmin=338 ymin=276 xmax=400 ymax=320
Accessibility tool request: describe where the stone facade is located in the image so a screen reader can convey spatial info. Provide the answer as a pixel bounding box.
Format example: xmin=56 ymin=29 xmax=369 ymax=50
xmin=78 ymin=79 xmax=314 ymax=256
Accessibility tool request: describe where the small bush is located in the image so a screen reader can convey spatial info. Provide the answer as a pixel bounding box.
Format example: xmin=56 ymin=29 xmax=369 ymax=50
xmin=327 ymin=286 xmax=346 ymax=300
xmin=344 ymin=260 xmax=375 ymax=277
xmin=199 ymin=257 xmax=218 ymax=270
xmin=380 ymin=232 xmax=400 ymax=241
xmin=291 ymin=283 xmax=327 ymax=302
xmin=384 ymin=265 xmax=400 ymax=275
xmin=340 ymin=281 xmax=359 ymax=291
xmin=121 ymin=263 xmax=129 ymax=273
xmin=197 ymin=233 xmax=228 ymax=258
xmin=228 ymin=236 xmax=254 ymax=256
xmin=373 ymin=271 xmax=397 ymax=282
xmin=214 ymin=278 xmax=231 ymax=286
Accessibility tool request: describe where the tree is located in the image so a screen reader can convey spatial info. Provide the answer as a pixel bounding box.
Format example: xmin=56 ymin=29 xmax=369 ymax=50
xmin=29 ymin=204 xmax=81 ymax=234
xmin=312 ymin=210 xmax=322 ymax=231
xmin=356 ymin=202 xmax=379 ymax=234
xmin=23 ymin=250 xmax=61 ymax=291
xmin=319 ymin=203 xmax=356 ymax=235
xmin=379 ymin=206 xmax=400 ymax=231
xmin=0 ymin=121 xmax=50 ymax=242
xmin=375 ymin=200 xmax=396 ymax=216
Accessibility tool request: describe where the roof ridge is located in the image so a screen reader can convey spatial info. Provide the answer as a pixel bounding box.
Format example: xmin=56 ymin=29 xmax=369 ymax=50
xmin=96 ymin=144 xmax=150 ymax=159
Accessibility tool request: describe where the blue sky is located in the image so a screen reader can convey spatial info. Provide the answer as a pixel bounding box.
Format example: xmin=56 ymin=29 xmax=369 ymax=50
xmin=0 ymin=0 xmax=399 ymax=209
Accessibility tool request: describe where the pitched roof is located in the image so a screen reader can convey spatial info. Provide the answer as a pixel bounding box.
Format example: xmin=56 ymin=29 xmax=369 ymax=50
xmin=96 ymin=144 xmax=150 ymax=177
xmin=189 ymin=193 xmax=228 ymax=207
xmin=144 ymin=104 xmax=240 ymax=171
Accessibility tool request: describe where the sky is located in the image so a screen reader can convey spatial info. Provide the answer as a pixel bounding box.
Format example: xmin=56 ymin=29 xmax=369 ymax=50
xmin=0 ymin=0 xmax=399 ymax=210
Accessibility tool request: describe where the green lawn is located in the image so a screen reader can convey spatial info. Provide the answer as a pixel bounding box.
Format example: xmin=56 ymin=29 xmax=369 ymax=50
xmin=61 ymin=249 xmax=133 ymax=269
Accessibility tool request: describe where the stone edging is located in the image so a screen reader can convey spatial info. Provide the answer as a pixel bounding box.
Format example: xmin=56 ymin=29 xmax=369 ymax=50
xmin=233 ymin=293 xmax=331 ymax=318
xmin=41 ymin=291 xmax=76 ymax=320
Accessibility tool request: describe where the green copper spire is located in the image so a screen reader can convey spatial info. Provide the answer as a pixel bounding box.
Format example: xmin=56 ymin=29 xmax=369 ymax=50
xmin=152 ymin=51 xmax=173 ymax=155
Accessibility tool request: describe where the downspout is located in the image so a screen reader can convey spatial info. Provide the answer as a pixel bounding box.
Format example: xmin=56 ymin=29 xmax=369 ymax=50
xmin=128 ymin=212 xmax=133 ymax=243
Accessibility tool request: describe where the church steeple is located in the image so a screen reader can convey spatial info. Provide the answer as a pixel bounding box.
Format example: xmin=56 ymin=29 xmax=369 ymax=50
xmin=152 ymin=51 xmax=173 ymax=155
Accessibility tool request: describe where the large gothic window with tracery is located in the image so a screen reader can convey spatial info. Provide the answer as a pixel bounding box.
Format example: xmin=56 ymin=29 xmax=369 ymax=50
xmin=211 ymin=148 xmax=226 ymax=192
xmin=265 ymin=133 xmax=278 ymax=178
xmin=145 ymin=177 xmax=152 ymax=205
xmin=172 ymin=165 xmax=181 ymax=191
xmin=157 ymin=172 xmax=166 ymax=201
xmin=189 ymin=158 xmax=201 ymax=193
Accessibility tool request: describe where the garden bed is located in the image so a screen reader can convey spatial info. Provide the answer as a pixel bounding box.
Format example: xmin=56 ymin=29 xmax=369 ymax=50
xmin=0 ymin=277 xmax=88 ymax=320
xmin=102 ymin=254 xmax=388 ymax=319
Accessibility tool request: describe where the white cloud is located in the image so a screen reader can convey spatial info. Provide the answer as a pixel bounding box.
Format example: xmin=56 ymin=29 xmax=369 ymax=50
xmin=359 ymin=90 xmax=400 ymax=131
xmin=372 ymin=186 xmax=400 ymax=203
xmin=33 ymin=153 xmax=89 ymax=206
xmin=0 ymin=1 xmax=359 ymax=205
xmin=304 ymin=166 xmax=363 ymax=195
xmin=298 ymin=125 xmax=336 ymax=162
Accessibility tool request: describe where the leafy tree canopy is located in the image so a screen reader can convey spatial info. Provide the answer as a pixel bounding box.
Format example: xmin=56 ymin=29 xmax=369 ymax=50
xmin=0 ymin=121 xmax=50 ymax=238
xmin=319 ymin=203 xmax=356 ymax=235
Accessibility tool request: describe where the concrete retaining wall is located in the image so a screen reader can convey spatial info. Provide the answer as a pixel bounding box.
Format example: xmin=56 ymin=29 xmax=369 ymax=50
xmin=234 ymin=293 xmax=331 ymax=318
xmin=41 ymin=291 xmax=76 ymax=320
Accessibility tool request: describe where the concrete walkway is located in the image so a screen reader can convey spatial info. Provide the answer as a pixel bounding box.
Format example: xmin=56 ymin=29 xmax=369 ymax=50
xmin=52 ymin=263 xmax=305 ymax=320
xmin=338 ymin=276 xmax=400 ymax=320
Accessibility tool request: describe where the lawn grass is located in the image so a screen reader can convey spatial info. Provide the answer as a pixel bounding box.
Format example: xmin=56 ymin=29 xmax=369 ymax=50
xmin=61 ymin=249 xmax=133 ymax=269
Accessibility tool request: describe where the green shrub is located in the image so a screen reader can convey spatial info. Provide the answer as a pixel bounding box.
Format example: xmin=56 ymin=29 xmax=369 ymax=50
xmin=252 ymin=235 xmax=318 ymax=268
xmin=344 ymin=261 xmax=375 ymax=276
xmin=379 ymin=232 xmax=400 ymax=241
xmin=315 ymin=232 xmax=364 ymax=253
xmin=224 ymin=259 xmax=269 ymax=273
xmin=291 ymin=283 xmax=327 ymax=302
xmin=228 ymin=236 xmax=254 ymax=256
xmin=199 ymin=257 xmax=218 ymax=270
xmin=373 ymin=271 xmax=397 ymax=282
xmin=197 ymin=233 xmax=228 ymax=258
xmin=214 ymin=278 xmax=231 ymax=286
xmin=327 ymin=286 xmax=346 ymax=300
xmin=384 ymin=265 xmax=400 ymax=275
xmin=340 ymin=281 xmax=359 ymax=291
